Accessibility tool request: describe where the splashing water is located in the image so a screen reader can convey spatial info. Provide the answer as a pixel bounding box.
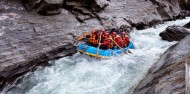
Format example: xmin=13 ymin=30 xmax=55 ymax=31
xmin=3 ymin=17 xmax=190 ymax=94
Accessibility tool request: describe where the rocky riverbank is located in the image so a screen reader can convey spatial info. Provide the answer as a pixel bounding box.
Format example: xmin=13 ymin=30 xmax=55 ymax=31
xmin=132 ymin=21 xmax=190 ymax=94
xmin=0 ymin=0 xmax=190 ymax=93
xmin=133 ymin=34 xmax=190 ymax=94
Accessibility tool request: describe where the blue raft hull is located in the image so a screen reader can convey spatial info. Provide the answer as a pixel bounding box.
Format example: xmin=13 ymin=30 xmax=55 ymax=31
xmin=77 ymin=42 xmax=135 ymax=58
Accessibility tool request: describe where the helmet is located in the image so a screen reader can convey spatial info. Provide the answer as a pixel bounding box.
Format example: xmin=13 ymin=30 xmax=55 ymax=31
xmin=112 ymin=32 xmax=117 ymax=36
xmin=122 ymin=32 xmax=126 ymax=36
xmin=104 ymin=32 xmax=109 ymax=37
xmin=91 ymin=30 xmax=96 ymax=33
xmin=92 ymin=30 xmax=99 ymax=35
xmin=100 ymin=29 xmax=106 ymax=34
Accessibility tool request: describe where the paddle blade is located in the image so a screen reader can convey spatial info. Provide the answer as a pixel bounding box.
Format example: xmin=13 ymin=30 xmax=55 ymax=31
xmin=128 ymin=49 xmax=132 ymax=54
xmin=83 ymin=32 xmax=88 ymax=36
xmin=77 ymin=32 xmax=89 ymax=41
xmin=77 ymin=36 xmax=84 ymax=40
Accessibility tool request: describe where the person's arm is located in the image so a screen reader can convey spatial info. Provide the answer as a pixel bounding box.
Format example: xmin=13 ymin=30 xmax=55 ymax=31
xmin=101 ymin=41 xmax=109 ymax=46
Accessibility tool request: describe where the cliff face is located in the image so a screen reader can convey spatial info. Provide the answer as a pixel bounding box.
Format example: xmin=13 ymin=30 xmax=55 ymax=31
xmin=133 ymin=21 xmax=190 ymax=93
xmin=22 ymin=0 xmax=188 ymax=29
xmin=0 ymin=0 xmax=79 ymax=90
xmin=133 ymin=35 xmax=190 ymax=94
xmin=0 ymin=0 xmax=190 ymax=91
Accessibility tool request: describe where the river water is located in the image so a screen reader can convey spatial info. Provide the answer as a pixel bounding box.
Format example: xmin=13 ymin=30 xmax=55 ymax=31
xmin=2 ymin=18 xmax=190 ymax=94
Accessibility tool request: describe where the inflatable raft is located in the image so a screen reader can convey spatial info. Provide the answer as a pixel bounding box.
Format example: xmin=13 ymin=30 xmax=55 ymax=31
xmin=77 ymin=42 xmax=135 ymax=58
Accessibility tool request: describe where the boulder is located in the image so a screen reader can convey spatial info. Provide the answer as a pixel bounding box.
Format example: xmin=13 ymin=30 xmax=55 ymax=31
xmin=133 ymin=35 xmax=190 ymax=94
xmin=98 ymin=0 xmax=188 ymax=29
xmin=0 ymin=0 xmax=80 ymax=90
xmin=150 ymin=0 xmax=181 ymax=20
xmin=22 ymin=0 xmax=190 ymax=29
xmin=184 ymin=22 xmax=190 ymax=28
xmin=159 ymin=25 xmax=190 ymax=42
xmin=187 ymin=0 xmax=190 ymax=10
xmin=185 ymin=57 xmax=190 ymax=94
xmin=62 ymin=0 xmax=108 ymax=23
xmin=22 ymin=0 xmax=64 ymax=15
xmin=0 ymin=6 xmax=5 ymax=13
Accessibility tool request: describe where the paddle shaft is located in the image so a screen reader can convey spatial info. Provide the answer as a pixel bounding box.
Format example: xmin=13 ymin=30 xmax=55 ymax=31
xmin=77 ymin=32 xmax=89 ymax=41
xmin=96 ymin=32 xmax=102 ymax=57
xmin=120 ymin=37 xmax=132 ymax=54
xmin=111 ymin=38 xmax=127 ymax=54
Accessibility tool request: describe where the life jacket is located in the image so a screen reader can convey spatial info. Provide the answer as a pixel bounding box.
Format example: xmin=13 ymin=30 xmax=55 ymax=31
xmin=100 ymin=31 xmax=108 ymax=42
xmin=113 ymin=35 xmax=124 ymax=48
xmin=122 ymin=36 xmax=130 ymax=47
xmin=90 ymin=34 xmax=98 ymax=45
xmin=105 ymin=36 xmax=114 ymax=49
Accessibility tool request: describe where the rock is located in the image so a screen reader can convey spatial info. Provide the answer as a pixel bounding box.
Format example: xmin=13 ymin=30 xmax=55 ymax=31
xmin=179 ymin=0 xmax=186 ymax=9
xmin=22 ymin=0 xmax=190 ymax=29
xmin=62 ymin=0 xmax=108 ymax=23
xmin=150 ymin=0 xmax=181 ymax=20
xmin=133 ymin=35 xmax=190 ymax=94
xmin=185 ymin=57 xmax=190 ymax=94
xmin=98 ymin=0 xmax=189 ymax=29
xmin=98 ymin=0 xmax=162 ymax=30
xmin=159 ymin=25 xmax=190 ymax=42
xmin=180 ymin=0 xmax=190 ymax=16
xmin=22 ymin=0 xmax=63 ymax=15
xmin=0 ymin=6 xmax=5 ymax=12
xmin=187 ymin=0 xmax=190 ymax=10
xmin=184 ymin=22 xmax=190 ymax=28
xmin=0 ymin=0 xmax=101 ymax=83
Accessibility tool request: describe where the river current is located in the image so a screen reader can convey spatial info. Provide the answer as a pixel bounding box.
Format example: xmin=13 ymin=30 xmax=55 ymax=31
xmin=2 ymin=17 xmax=190 ymax=94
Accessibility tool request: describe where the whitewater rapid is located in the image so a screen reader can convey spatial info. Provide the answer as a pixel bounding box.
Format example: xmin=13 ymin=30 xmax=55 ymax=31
xmin=3 ymin=17 xmax=190 ymax=94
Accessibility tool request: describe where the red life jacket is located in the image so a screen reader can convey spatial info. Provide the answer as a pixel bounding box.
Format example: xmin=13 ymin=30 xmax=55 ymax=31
xmin=122 ymin=36 xmax=130 ymax=47
xmin=100 ymin=31 xmax=108 ymax=42
xmin=90 ymin=34 xmax=98 ymax=45
xmin=113 ymin=35 xmax=124 ymax=48
xmin=101 ymin=36 xmax=113 ymax=49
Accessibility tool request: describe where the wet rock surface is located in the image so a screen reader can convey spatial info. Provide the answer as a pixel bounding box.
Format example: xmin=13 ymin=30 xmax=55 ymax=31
xmin=0 ymin=0 xmax=190 ymax=92
xmin=185 ymin=56 xmax=190 ymax=94
xmin=159 ymin=25 xmax=190 ymax=42
xmin=184 ymin=22 xmax=190 ymax=28
xmin=133 ymin=35 xmax=190 ymax=94
xmin=187 ymin=0 xmax=190 ymax=11
xmin=0 ymin=0 xmax=80 ymax=89
xmin=22 ymin=0 xmax=189 ymax=29
xmin=22 ymin=0 xmax=64 ymax=15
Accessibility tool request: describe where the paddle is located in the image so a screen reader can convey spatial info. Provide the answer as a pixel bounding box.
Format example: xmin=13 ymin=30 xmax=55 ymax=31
xmin=121 ymin=38 xmax=132 ymax=54
xmin=96 ymin=32 xmax=103 ymax=58
xmin=77 ymin=32 xmax=89 ymax=41
xmin=127 ymin=48 xmax=132 ymax=53
xmin=77 ymin=29 xmax=97 ymax=41
xmin=111 ymin=38 xmax=128 ymax=54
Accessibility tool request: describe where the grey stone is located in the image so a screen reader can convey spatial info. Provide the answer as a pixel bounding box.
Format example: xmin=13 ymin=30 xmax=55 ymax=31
xmin=133 ymin=35 xmax=190 ymax=94
xmin=159 ymin=25 xmax=190 ymax=42
xmin=22 ymin=0 xmax=64 ymax=15
xmin=184 ymin=22 xmax=190 ymax=28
